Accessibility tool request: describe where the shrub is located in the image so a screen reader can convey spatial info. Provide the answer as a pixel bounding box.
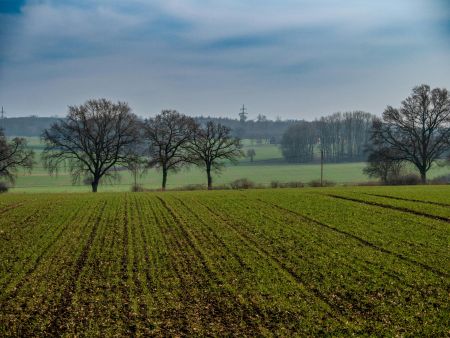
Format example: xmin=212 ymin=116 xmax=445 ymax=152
xmin=178 ymin=184 xmax=206 ymax=191
xmin=82 ymin=177 xmax=93 ymax=185
xmin=131 ymin=184 xmax=145 ymax=192
xmin=271 ymin=181 xmax=281 ymax=188
xmin=355 ymin=181 xmax=382 ymax=186
xmin=0 ymin=182 xmax=9 ymax=193
xmin=230 ymin=178 xmax=255 ymax=189
xmin=283 ymin=181 xmax=304 ymax=188
xmin=271 ymin=181 xmax=304 ymax=188
xmin=308 ymin=179 xmax=336 ymax=187
xmin=430 ymin=174 xmax=450 ymax=185
xmin=388 ymin=173 xmax=421 ymax=185
xmin=212 ymin=184 xmax=231 ymax=190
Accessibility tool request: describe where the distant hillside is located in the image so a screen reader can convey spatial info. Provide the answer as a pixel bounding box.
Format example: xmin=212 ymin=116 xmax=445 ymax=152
xmin=0 ymin=116 xmax=296 ymax=140
xmin=0 ymin=117 xmax=61 ymax=137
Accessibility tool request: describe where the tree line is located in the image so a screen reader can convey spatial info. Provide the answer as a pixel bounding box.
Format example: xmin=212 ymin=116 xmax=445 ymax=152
xmin=280 ymin=111 xmax=375 ymax=163
xmin=1 ymin=84 xmax=449 ymax=191
xmin=195 ymin=116 xmax=298 ymax=143
xmin=280 ymin=84 xmax=450 ymax=183
xmin=0 ymin=114 xmax=297 ymax=143
xmin=364 ymin=84 xmax=450 ymax=184
xmin=0 ymin=116 xmax=60 ymax=137
xmin=1 ymin=100 xmax=243 ymax=192
xmin=41 ymin=101 xmax=244 ymax=192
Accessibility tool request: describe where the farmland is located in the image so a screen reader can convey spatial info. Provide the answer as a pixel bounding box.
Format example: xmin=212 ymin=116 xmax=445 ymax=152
xmin=1 ymin=186 xmax=449 ymax=336
xmin=7 ymin=137 xmax=450 ymax=192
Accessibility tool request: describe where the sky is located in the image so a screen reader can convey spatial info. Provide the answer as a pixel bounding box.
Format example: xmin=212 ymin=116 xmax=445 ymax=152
xmin=0 ymin=0 xmax=449 ymax=120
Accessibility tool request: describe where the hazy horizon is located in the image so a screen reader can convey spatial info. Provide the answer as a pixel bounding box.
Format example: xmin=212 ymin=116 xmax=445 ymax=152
xmin=1 ymin=0 xmax=449 ymax=120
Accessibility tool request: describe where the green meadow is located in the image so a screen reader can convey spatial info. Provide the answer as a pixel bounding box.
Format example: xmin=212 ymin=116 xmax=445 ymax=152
xmin=5 ymin=137 xmax=450 ymax=192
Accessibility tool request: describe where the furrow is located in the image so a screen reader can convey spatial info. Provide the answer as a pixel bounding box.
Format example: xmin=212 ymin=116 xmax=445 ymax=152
xmin=197 ymin=200 xmax=348 ymax=326
xmin=327 ymin=194 xmax=450 ymax=223
xmin=119 ymin=195 xmax=137 ymax=335
xmin=129 ymin=195 xmax=151 ymax=335
xmin=135 ymin=196 xmax=157 ymax=292
xmin=44 ymin=200 xmax=108 ymax=336
xmin=1 ymin=199 xmax=91 ymax=296
xmin=149 ymin=197 xmax=195 ymax=333
xmin=0 ymin=202 xmax=24 ymax=216
xmin=364 ymin=193 xmax=450 ymax=207
xmin=243 ymin=198 xmax=419 ymax=289
xmin=171 ymin=196 xmax=251 ymax=273
xmin=156 ymin=196 xmax=269 ymax=335
xmin=0 ymin=202 xmax=100 ymax=336
xmin=259 ymin=197 xmax=449 ymax=279
xmin=156 ymin=196 xmax=218 ymax=282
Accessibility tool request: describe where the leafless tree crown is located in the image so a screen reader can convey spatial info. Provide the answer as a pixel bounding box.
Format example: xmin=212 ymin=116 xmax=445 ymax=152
xmin=371 ymin=84 xmax=450 ymax=182
xmin=0 ymin=129 xmax=34 ymax=183
xmin=188 ymin=121 xmax=242 ymax=189
xmin=143 ymin=110 xmax=197 ymax=189
xmin=42 ymin=98 xmax=140 ymax=192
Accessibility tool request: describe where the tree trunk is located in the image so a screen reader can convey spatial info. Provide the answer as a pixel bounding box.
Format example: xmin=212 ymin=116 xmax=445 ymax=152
xmin=420 ymin=170 xmax=426 ymax=184
xmin=91 ymin=179 xmax=99 ymax=193
xmin=162 ymin=169 xmax=167 ymax=191
xmin=382 ymin=172 xmax=388 ymax=185
xmin=207 ymin=167 xmax=212 ymax=190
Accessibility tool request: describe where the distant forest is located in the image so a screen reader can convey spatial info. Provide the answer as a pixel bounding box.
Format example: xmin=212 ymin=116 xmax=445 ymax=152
xmin=281 ymin=111 xmax=375 ymax=163
xmin=0 ymin=112 xmax=376 ymax=163
xmin=0 ymin=116 xmax=61 ymax=137
xmin=0 ymin=115 xmax=299 ymax=141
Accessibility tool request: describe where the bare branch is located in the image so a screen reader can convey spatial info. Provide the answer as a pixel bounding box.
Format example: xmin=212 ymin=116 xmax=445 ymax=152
xmin=186 ymin=121 xmax=243 ymax=189
xmin=0 ymin=129 xmax=34 ymax=184
xmin=367 ymin=84 xmax=450 ymax=183
xmin=41 ymin=99 xmax=141 ymax=192
xmin=143 ymin=110 xmax=196 ymax=190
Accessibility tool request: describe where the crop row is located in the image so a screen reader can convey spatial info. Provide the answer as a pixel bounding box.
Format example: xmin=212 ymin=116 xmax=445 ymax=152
xmin=245 ymin=189 xmax=449 ymax=273
xmin=1 ymin=189 xmax=449 ymax=336
xmin=322 ymin=187 xmax=450 ymax=220
xmin=187 ymin=191 xmax=449 ymax=335
xmin=349 ymin=185 xmax=450 ymax=205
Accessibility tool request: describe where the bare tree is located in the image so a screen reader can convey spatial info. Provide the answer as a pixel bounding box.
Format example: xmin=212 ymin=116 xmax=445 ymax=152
xmin=42 ymin=99 xmax=140 ymax=192
xmin=246 ymin=148 xmax=256 ymax=162
xmin=363 ymin=147 xmax=404 ymax=184
xmin=370 ymin=85 xmax=450 ymax=183
xmin=280 ymin=112 xmax=374 ymax=163
xmin=126 ymin=154 xmax=148 ymax=191
xmin=187 ymin=121 xmax=243 ymax=190
xmin=0 ymin=129 xmax=34 ymax=183
xmin=143 ymin=110 xmax=196 ymax=190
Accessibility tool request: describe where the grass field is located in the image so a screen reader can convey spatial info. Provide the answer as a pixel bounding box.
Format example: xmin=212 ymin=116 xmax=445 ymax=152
xmin=1 ymin=186 xmax=449 ymax=336
xmin=7 ymin=138 xmax=450 ymax=192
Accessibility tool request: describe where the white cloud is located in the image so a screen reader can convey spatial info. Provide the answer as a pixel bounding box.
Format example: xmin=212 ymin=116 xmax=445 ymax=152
xmin=0 ymin=0 xmax=449 ymax=118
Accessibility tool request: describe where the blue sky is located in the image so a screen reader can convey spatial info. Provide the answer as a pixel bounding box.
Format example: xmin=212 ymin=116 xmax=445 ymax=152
xmin=0 ymin=0 xmax=449 ymax=119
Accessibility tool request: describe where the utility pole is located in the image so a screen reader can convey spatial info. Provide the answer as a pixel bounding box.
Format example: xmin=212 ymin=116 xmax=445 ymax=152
xmin=320 ymin=147 xmax=324 ymax=187
xmin=318 ymin=137 xmax=324 ymax=187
